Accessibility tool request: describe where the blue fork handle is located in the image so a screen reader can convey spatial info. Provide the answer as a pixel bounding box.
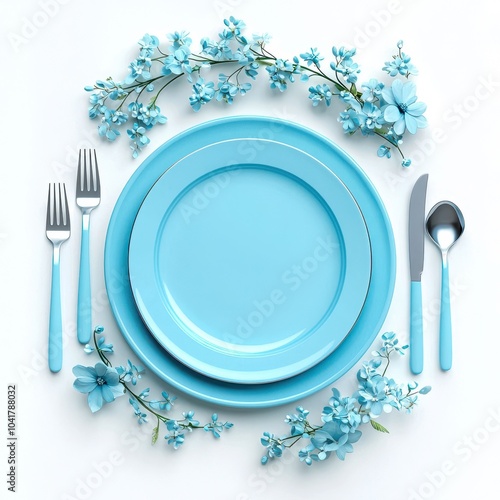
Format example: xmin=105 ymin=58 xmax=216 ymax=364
xmin=440 ymin=258 xmax=452 ymax=371
xmin=410 ymin=280 xmax=423 ymax=375
xmin=77 ymin=214 xmax=92 ymax=344
xmin=49 ymin=248 xmax=63 ymax=373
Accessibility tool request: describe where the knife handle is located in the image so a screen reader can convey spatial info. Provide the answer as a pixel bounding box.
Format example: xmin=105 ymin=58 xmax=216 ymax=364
xmin=410 ymin=281 xmax=423 ymax=374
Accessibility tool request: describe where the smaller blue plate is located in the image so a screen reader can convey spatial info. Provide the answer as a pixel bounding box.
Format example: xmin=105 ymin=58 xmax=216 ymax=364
xmin=128 ymin=139 xmax=371 ymax=384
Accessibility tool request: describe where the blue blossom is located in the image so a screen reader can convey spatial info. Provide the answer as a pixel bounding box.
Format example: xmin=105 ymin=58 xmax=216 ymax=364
xmin=361 ymin=78 xmax=384 ymax=102
xmin=138 ymin=34 xmax=159 ymax=58
xmin=162 ymin=47 xmax=192 ymax=75
xmin=308 ymin=84 xmax=332 ymax=107
xmin=372 ymin=331 xmax=408 ymax=357
xmin=182 ymin=410 xmax=200 ymax=427
xmin=330 ymin=46 xmax=360 ymax=83
xmin=261 ymin=432 xmax=284 ymax=463
xmin=116 ymin=359 xmax=145 ymax=385
xmin=134 ymin=103 xmax=167 ymax=129
xmin=204 ymin=413 xmax=234 ymax=438
xmin=402 ymin=158 xmax=412 ymax=167
xmin=73 ymin=362 xmax=124 ymax=413
xmin=383 ymin=41 xmax=418 ymax=77
xmin=149 ymin=391 xmax=176 ymax=411
xmin=267 ymin=57 xmax=306 ymax=92
xmin=127 ymin=122 xmax=150 ymax=159
xmin=377 ymin=145 xmax=392 ymax=159
xmin=223 ymin=16 xmax=246 ymax=37
xmin=356 ymin=375 xmax=391 ymax=417
xmin=338 ymin=108 xmax=360 ymax=133
xmin=300 ymin=48 xmax=323 ymax=67
xmin=382 ymin=79 xmax=427 ymax=134
xmin=189 ymin=78 xmax=215 ymax=111
xmin=200 ymin=37 xmax=233 ymax=60
xmin=215 ymin=74 xmax=251 ymax=104
xmin=310 ymin=421 xmax=362 ymax=461
xmin=129 ymin=398 xmax=148 ymax=424
xmin=285 ymin=406 xmax=310 ymax=436
xmin=125 ymin=58 xmax=152 ymax=84
xmin=165 ymin=420 xmax=185 ymax=449
xmin=167 ymin=31 xmax=192 ymax=51
xmin=298 ymin=444 xmax=315 ymax=466
xmin=322 ymin=389 xmax=361 ymax=433
xmin=357 ymin=102 xmax=385 ymax=134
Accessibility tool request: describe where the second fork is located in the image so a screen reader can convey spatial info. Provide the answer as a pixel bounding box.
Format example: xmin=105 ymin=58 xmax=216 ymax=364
xmin=76 ymin=149 xmax=101 ymax=344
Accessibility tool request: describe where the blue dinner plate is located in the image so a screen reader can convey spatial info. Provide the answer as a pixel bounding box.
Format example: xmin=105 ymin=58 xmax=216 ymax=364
xmin=128 ymin=138 xmax=371 ymax=384
xmin=104 ymin=116 xmax=395 ymax=408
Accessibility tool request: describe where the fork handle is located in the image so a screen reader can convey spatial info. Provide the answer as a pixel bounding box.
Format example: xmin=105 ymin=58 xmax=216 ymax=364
xmin=49 ymin=247 xmax=63 ymax=373
xmin=77 ymin=213 xmax=92 ymax=344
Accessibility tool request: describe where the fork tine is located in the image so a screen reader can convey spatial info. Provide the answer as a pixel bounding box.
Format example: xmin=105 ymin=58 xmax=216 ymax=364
xmin=46 ymin=183 xmax=52 ymax=228
xmin=90 ymin=149 xmax=100 ymax=193
xmin=77 ymin=150 xmax=83 ymax=192
xmin=83 ymin=150 xmax=89 ymax=192
xmin=62 ymin=183 xmax=70 ymax=228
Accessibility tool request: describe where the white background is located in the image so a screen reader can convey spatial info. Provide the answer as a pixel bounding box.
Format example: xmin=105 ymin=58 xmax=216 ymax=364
xmin=1 ymin=1 xmax=499 ymax=499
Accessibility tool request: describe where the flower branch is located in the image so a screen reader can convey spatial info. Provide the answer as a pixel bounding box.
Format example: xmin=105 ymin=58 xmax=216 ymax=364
xmin=85 ymin=17 xmax=427 ymax=165
xmin=260 ymin=332 xmax=431 ymax=466
xmin=73 ymin=326 xmax=233 ymax=450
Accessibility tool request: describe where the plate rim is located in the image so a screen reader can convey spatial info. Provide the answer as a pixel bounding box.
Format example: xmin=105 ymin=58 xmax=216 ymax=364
xmin=104 ymin=115 xmax=396 ymax=408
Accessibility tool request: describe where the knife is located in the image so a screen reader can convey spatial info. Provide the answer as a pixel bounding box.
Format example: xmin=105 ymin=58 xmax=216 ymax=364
xmin=409 ymin=174 xmax=428 ymax=374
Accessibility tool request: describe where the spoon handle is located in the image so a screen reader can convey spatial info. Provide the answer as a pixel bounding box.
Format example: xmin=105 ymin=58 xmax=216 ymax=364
xmin=440 ymin=257 xmax=452 ymax=370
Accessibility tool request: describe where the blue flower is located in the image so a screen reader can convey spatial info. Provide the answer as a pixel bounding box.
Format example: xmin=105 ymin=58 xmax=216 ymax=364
xmin=361 ymin=78 xmax=384 ymax=103
xmin=204 ymin=413 xmax=233 ymax=438
xmin=129 ymin=398 xmax=148 ymax=424
xmin=261 ymin=432 xmax=284 ymax=463
xmin=223 ymin=16 xmax=246 ymax=37
xmin=266 ymin=58 xmax=305 ymax=92
xmin=200 ymin=37 xmax=232 ymax=60
xmin=165 ymin=420 xmax=185 ymax=449
xmin=356 ymin=376 xmax=390 ymax=417
xmin=300 ymin=48 xmax=323 ymax=67
xmin=138 ymin=34 xmax=159 ymax=58
xmin=167 ymin=31 xmax=192 ymax=50
xmin=322 ymin=389 xmax=361 ymax=433
xmin=382 ymin=79 xmax=427 ymax=134
xmin=310 ymin=420 xmax=362 ymax=461
xmin=149 ymin=391 xmax=176 ymax=411
xmin=162 ymin=47 xmax=192 ymax=75
xmin=125 ymin=58 xmax=152 ymax=84
xmin=357 ymin=102 xmax=385 ymax=134
xmin=383 ymin=42 xmax=418 ymax=77
xmin=308 ymin=84 xmax=332 ymax=107
xmin=285 ymin=406 xmax=310 ymax=436
xmin=377 ymin=145 xmax=392 ymax=159
xmin=73 ymin=362 xmax=124 ymax=413
xmin=338 ymin=108 xmax=361 ymax=133
xmin=182 ymin=410 xmax=200 ymax=427
xmin=127 ymin=122 xmax=150 ymax=158
xmin=330 ymin=46 xmax=360 ymax=83
xmin=189 ymin=78 xmax=215 ymax=111
xmin=116 ymin=359 xmax=145 ymax=385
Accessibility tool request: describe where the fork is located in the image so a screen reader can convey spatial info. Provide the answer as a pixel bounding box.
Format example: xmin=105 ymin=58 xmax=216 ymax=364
xmin=76 ymin=149 xmax=101 ymax=344
xmin=46 ymin=183 xmax=71 ymax=373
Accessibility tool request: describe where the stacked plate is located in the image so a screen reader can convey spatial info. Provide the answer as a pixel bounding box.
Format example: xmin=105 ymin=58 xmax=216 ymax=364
xmin=104 ymin=116 xmax=395 ymax=408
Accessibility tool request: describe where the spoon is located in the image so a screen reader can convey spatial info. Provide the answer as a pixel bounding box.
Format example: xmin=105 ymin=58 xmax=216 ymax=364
xmin=425 ymin=201 xmax=465 ymax=371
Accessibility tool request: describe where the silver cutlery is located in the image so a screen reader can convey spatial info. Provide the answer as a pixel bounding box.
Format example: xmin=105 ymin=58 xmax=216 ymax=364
xmin=408 ymin=174 xmax=428 ymax=375
xmin=76 ymin=149 xmax=101 ymax=344
xmin=426 ymin=201 xmax=465 ymax=371
xmin=46 ymin=183 xmax=71 ymax=373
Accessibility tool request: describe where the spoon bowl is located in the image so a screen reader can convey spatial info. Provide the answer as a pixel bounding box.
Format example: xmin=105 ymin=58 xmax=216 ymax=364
xmin=425 ymin=201 xmax=465 ymax=371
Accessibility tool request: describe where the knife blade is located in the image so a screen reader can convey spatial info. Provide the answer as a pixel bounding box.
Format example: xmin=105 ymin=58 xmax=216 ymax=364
xmin=409 ymin=174 xmax=428 ymax=374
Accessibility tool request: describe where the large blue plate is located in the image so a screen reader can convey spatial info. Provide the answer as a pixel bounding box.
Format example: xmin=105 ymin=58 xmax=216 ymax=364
xmin=104 ymin=116 xmax=395 ymax=408
xmin=128 ymin=139 xmax=371 ymax=384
